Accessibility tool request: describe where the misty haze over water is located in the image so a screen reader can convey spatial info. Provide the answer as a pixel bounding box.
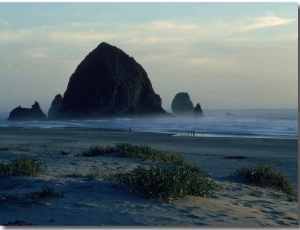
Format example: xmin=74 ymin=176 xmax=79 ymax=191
xmin=0 ymin=109 xmax=297 ymax=140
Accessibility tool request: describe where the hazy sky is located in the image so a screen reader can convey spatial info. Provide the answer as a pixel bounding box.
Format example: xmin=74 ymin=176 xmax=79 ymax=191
xmin=0 ymin=2 xmax=297 ymax=113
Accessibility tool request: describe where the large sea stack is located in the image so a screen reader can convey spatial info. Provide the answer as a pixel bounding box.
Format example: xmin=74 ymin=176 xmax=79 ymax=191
xmin=7 ymin=101 xmax=46 ymax=121
xmin=53 ymin=42 xmax=166 ymax=119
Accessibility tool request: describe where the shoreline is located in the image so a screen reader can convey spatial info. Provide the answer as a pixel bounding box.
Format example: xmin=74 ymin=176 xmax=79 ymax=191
xmin=0 ymin=108 xmax=298 ymax=140
xmin=0 ymin=126 xmax=298 ymax=226
xmin=0 ymin=126 xmax=297 ymax=185
xmin=1 ymin=124 xmax=298 ymax=139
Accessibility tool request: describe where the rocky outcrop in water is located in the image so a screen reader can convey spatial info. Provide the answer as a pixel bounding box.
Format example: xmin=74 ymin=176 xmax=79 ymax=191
xmin=171 ymin=92 xmax=194 ymax=116
xmin=47 ymin=94 xmax=63 ymax=119
xmin=226 ymin=112 xmax=233 ymax=116
xmin=171 ymin=92 xmax=203 ymax=117
xmin=7 ymin=101 xmax=46 ymax=121
xmin=53 ymin=42 xmax=166 ymax=119
xmin=193 ymin=103 xmax=203 ymax=117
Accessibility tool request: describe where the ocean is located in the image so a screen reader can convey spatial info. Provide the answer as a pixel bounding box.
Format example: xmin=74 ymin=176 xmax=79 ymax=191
xmin=0 ymin=109 xmax=297 ymax=139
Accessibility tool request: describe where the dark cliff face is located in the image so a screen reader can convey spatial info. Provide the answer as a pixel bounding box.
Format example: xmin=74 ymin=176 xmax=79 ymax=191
xmin=7 ymin=101 xmax=46 ymax=121
xmin=54 ymin=42 xmax=166 ymax=119
xmin=171 ymin=92 xmax=194 ymax=116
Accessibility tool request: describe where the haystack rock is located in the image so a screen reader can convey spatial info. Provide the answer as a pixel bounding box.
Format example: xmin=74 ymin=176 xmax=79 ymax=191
xmin=7 ymin=101 xmax=46 ymax=121
xmin=47 ymin=94 xmax=63 ymax=119
xmin=171 ymin=92 xmax=194 ymax=116
xmin=53 ymin=42 xmax=166 ymax=119
xmin=193 ymin=103 xmax=203 ymax=117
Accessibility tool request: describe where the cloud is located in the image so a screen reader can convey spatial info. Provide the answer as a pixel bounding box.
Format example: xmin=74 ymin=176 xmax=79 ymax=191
xmin=49 ymin=31 xmax=107 ymax=43
xmin=182 ymin=58 xmax=234 ymax=68
xmin=0 ymin=19 xmax=8 ymax=26
xmin=0 ymin=15 xmax=296 ymax=76
xmin=0 ymin=29 xmax=30 ymax=44
xmin=70 ymin=20 xmax=198 ymax=45
xmin=0 ymin=14 xmax=295 ymax=48
xmin=125 ymin=36 xmax=186 ymax=46
xmin=241 ymin=16 xmax=295 ymax=31
xmin=22 ymin=47 xmax=53 ymax=59
xmin=0 ymin=27 xmax=54 ymax=45
xmin=148 ymin=20 xmax=199 ymax=31
xmin=1 ymin=16 xmax=294 ymax=75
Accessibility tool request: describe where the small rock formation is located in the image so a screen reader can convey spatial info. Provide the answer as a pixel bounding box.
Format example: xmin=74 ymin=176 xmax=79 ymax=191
xmin=224 ymin=156 xmax=246 ymax=159
xmin=193 ymin=103 xmax=203 ymax=117
xmin=47 ymin=94 xmax=63 ymax=119
xmin=53 ymin=42 xmax=166 ymax=119
xmin=7 ymin=101 xmax=46 ymax=121
xmin=226 ymin=112 xmax=233 ymax=116
xmin=171 ymin=92 xmax=194 ymax=116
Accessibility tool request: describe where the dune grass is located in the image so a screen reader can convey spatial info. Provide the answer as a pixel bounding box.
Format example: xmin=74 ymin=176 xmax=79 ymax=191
xmin=0 ymin=144 xmax=32 ymax=152
xmin=110 ymin=164 xmax=215 ymax=202
xmin=81 ymin=145 xmax=115 ymax=157
xmin=0 ymin=156 xmax=45 ymax=177
xmin=85 ymin=171 xmax=102 ymax=180
xmin=22 ymin=185 xmax=64 ymax=204
xmin=80 ymin=143 xmax=214 ymax=201
xmin=114 ymin=143 xmax=187 ymax=165
xmin=233 ymin=164 xmax=297 ymax=201
xmin=0 ymin=186 xmax=63 ymax=206
xmin=81 ymin=143 xmax=198 ymax=170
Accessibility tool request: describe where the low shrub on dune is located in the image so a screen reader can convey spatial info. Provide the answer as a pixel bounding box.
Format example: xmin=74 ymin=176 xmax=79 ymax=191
xmin=233 ymin=164 xmax=297 ymax=200
xmin=22 ymin=185 xmax=64 ymax=204
xmin=81 ymin=143 xmax=214 ymax=201
xmin=0 ymin=186 xmax=63 ymax=206
xmin=0 ymin=156 xmax=45 ymax=177
xmin=110 ymin=164 xmax=215 ymax=202
xmin=0 ymin=144 xmax=31 ymax=152
xmin=114 ymin=143 xmax=186 ymax=165
xmin=81 ymin=146 xmax=115 ymax=157
xmin=82 ymin=143 xmax=197 ymax=169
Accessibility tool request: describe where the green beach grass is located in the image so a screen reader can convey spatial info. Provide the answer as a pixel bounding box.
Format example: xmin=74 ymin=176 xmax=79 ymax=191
xmin=233 ymin=164 xmax=297 ymax=201
xmin=80 ymin=143 xmax=215 ymax=201
xmin=0 ymin=156 xmax=45 ymax=177
xmin=109 ymin=164 xmax=215 ymax=201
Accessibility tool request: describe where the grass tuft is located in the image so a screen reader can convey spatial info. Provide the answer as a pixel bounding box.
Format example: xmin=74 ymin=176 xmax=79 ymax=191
xmin=0 ymin=156 xmax=45 ymax=177
xmin=80 ymin=143 xmax=214 ymax=201
xmin=81 ymin=143 xmax=198 ymax=168
xmin=114 ymin=143 xmax=181 ymax=163
xmin=22 ymin=186 xmax=64 ymax=204
xmin=85 ymin=171 xmax=102 ymax=180
xmin=233 ymin=164 xmax=297 ymax=200
xmin=59 ymin=150 xmax=72 ymax=155
xmin=0 ymin=186 xmax=63 ymax=206
xmin=110 ymin=164 xmax=215 ymax=202
xmin=0 ymin=144 xmax=31 ymax=152
xmin=81 ymin=146 xmax=115 ymax=157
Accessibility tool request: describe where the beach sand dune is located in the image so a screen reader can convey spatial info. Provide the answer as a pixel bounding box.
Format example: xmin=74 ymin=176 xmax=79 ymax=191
xmin=0 ymin=127 xmax=298 ymax=226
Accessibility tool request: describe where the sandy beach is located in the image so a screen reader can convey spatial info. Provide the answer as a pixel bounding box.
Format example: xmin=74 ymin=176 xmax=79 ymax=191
xmin=0 ymin=126 xmax=298 ymax=227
